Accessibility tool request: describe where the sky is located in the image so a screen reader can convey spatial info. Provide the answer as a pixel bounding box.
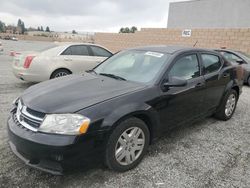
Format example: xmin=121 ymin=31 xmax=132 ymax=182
xmin=0 ymin=0 xmax=190 ymax=33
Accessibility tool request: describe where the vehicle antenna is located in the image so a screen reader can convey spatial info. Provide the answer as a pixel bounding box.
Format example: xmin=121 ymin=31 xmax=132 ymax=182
xmin=193 ymin=40 xmax=198 ymax=47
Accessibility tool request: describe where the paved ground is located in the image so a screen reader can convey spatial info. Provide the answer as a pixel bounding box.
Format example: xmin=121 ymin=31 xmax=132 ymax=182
xmin=0 ymin=40 xmax=249 ymax=188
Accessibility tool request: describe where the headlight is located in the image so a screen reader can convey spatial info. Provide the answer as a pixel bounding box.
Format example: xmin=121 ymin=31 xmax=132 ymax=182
xmin=12 ymin=97 xmax=19 ymax=106
xmin=39 ymin=114 xmax=91 ymax=135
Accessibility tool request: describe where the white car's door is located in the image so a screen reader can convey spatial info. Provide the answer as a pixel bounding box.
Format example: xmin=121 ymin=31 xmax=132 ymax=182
xmin=60 ymin=45 xmax=101 ymax=74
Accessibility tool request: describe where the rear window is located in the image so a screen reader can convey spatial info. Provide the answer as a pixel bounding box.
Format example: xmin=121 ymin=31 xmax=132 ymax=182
xmin=201 ymin=54 xmax=221 ymax=74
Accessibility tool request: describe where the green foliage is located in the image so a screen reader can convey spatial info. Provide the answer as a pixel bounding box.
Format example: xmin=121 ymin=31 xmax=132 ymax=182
xmin=0 ymin=20 xmax=5 ymax=32
xmin=72 ymin=30 xmax=77 ymax=34
xmin=45 ymin=26 xmax=50 ymax=32
xmin=17 ymin=18 xmax=25 ymax=34
xmin=119 ymin=26 xmax=138 ymax=33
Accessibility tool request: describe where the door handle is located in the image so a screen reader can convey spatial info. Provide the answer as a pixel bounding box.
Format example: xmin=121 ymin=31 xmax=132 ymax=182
xmin=223 ymin=73 xmax=230 ymax=78
xmin=195 ymin=82 xmax=205 ymax=88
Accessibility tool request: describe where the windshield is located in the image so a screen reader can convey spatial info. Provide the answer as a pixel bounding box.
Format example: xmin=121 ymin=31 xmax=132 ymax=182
xmin=94 ymin=50 xmax=170 ymax=83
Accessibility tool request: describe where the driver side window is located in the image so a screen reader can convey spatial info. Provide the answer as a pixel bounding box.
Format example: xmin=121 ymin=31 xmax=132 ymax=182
xmin=169 ymin=54 xmax=200 ymax=80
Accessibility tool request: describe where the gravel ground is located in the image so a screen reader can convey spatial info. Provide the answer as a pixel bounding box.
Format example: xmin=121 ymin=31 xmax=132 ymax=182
xmin=0 ymin=40 xmax=249 ymax=188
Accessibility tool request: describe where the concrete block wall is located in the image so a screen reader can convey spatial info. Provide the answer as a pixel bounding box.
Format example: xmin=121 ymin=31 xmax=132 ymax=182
xmin=94 ymin=28 xmax=250 ymax=54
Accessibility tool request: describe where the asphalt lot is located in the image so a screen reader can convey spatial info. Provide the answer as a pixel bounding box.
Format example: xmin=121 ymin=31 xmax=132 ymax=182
xmin=0 ymin=40 xmax=249 ymax=188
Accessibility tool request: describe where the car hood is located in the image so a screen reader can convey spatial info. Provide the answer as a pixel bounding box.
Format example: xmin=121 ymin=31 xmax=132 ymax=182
xmin=21 ymin=73 xmax=146 ymax=113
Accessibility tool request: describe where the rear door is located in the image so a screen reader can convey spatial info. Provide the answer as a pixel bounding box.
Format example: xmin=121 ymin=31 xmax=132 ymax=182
xmin=60 ymin=45 xmax=99 ymax=73
xmin=199 ymin=52 xmax=228 ymax=111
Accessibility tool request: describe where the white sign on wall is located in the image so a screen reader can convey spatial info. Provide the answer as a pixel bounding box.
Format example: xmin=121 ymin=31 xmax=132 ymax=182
xmin=182 ymin=29 xmax=192 ymax=37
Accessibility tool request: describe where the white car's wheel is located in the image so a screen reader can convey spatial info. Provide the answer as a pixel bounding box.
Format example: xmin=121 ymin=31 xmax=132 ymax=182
xmin=51 ymin=69 xmax=71 ymax=79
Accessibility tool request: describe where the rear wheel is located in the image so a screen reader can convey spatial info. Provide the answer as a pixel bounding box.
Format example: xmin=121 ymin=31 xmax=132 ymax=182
xmin=105 ymin=117 xmax=150 ymax=172
xmin=247 ymin=76 xmax=250 ymax=86
xmin=50 ymin=69 xmax=71 ymax=79
xmin=215 ymin=89 xmax=238 ymax=121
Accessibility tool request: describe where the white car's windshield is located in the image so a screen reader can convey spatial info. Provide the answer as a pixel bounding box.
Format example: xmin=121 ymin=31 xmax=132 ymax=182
xmin=94 ymin=50 xmax=170 ymax=83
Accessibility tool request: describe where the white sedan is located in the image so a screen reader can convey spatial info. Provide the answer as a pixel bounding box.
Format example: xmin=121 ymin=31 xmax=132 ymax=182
xmin=12 ymin=43 xmax=113 ymax=82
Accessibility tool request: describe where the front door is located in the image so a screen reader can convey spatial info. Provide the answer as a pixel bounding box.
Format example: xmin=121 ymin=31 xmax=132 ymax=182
xmin=156 ymin=53 xmax=206 ymax=130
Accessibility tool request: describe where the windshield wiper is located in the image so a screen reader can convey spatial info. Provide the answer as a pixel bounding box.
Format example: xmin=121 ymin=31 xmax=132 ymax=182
xmin=99 ymin=73 xmax=126 ymax=81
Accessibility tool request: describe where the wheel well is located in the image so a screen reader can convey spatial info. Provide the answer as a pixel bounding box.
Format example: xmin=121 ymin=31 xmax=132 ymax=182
xmin=232 ymin=86 xmax=239 ymax=98
xmin=110 ymin=113 xmax=155 ymax=145
xmin=50 ymin=68 xmax=72 ymax=79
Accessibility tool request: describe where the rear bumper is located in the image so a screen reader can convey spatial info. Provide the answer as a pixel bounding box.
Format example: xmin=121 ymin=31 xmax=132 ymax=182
xmin=8 ymin=114 xmax=108 ymax=175
xmin=12 ymin=66 xmax=48 ymax=82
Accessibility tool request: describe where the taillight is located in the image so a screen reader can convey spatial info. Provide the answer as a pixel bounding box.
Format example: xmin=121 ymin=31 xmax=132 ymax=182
xmin=24 ymin=56 xmax=35 ymax=69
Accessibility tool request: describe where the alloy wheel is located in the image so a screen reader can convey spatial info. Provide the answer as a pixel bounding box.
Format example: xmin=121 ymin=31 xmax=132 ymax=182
xmin=55 ymin=72 xmax=68 ymax=78
xmin=225 ymin=93 xmax=236 ymax=117
xmin=115 ymin=127 xmax=145 ymax=166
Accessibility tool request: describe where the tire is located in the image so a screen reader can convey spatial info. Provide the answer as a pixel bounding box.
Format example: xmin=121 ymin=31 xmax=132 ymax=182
xmin=247 ymin=76 xmax=250 ymax=86
xmin=215 ymin=89 xmax=238 ymax=121
xmin=50 ymin=69 xmax=71 ymax=79
xmin=105 ymin=117 xmax=150 ymax=172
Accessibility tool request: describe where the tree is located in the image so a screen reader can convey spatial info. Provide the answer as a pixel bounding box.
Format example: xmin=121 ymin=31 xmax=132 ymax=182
xmin=72 ymin=30 xmax=77 ymax=34
xmin=131 ymin=26 xmax=138 ymax=33
xmin=37 ymin=26 xmax=40 ymax=31
xmin=17 ymin=18 xmax=25 ymax=34
xmin=124 ymin=27 xmax=130 ymax=33
xmin=119 ymin=27 xmax=125 ymax=33
xmin=0 ymin=20 xmax=5 ymax=33
xmin=45 ymin=26 xmax=50 ymax=32
xmin=40 ymin=26 xmax=44 ymax=31
xmin=119 ymin=26 xmax=138 ymax=33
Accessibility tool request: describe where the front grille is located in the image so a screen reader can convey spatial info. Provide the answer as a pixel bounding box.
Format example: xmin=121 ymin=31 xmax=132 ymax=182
xmin=15 ymin=100 xmax=45 ymax=132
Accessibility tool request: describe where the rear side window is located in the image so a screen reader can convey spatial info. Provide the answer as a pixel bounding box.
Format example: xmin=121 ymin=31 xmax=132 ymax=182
xmin=201 ymin=54 xmax=221 ymax=74
xmin=61 ymin=45 xmax=89 ymax=56
xmin=220 ymin=52 xmax=242 ymax=62
xmin=90 ymin=46 xmax=112 ymax=57
xmin=169 ymin=54 xmax=200 ymax=80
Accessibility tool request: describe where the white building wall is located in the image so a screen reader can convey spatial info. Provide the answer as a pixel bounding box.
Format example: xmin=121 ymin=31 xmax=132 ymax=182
xmin=168 ymin=0 xmax=250 ymax=28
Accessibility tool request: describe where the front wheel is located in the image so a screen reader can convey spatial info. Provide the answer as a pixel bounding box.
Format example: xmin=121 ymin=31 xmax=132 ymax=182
xmin=215 ymin=90 xmax=238 ymax=121
xmin=105 ymin=117 xmax=150 ymax=172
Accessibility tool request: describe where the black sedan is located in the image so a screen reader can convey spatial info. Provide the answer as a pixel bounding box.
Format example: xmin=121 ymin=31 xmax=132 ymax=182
xmin=8 ymin=46 xmax=243 ymax=175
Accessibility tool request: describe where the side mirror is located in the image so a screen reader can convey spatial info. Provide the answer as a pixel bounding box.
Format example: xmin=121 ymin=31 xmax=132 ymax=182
xmin=163 ymin=77 xmax=187 ymax=88
xmin=236 ymin=60 xmax=245 ymax=65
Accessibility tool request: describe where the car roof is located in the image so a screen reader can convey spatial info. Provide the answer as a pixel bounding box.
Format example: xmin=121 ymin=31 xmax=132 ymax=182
xmin=53 ymin=42 xmax=112 ymax=53
xmin=129 ymin=45 xmax=215 ymax=54
xmin=215 ymin=49 xmax=236 ymax=53
xmin=54 ymin=42 xmax=103 ymax=48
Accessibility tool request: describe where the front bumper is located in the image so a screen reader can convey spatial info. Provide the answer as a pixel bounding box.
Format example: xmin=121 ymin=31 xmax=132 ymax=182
xmin=8 ymin=114 xmax=108 ymax=175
